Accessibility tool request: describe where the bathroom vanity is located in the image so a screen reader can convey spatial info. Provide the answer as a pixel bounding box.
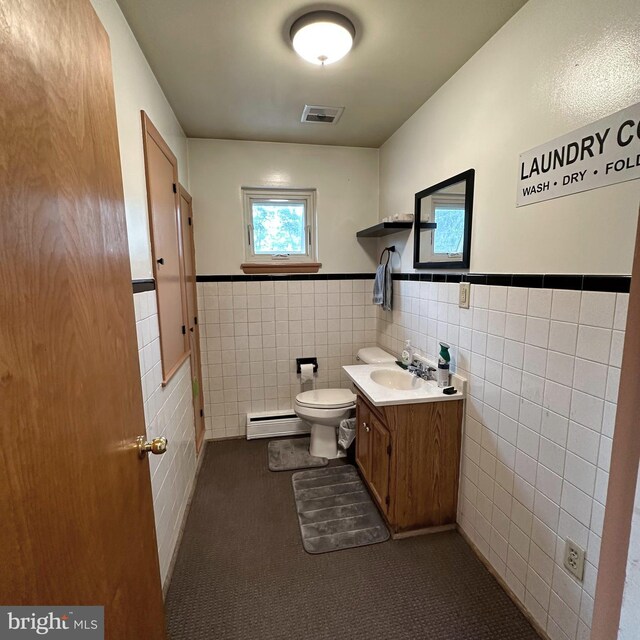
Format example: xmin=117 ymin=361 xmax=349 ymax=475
xmin=343 ymin=363 xmax=464 ymax=538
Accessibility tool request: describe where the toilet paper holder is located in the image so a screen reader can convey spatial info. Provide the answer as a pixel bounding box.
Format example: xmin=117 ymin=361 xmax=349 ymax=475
xmin=296 ymin=357 xmax=318 ymax=374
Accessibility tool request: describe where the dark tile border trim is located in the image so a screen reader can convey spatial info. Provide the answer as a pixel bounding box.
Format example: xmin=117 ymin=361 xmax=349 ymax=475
xmin=132 ymin=278 xmax=155 ymax=293
xmin=582 ymin=276 xmax=631 ymax=293
xmin=388 ymin=272 xmax=630 ymax=293
xmin=193 ymin=272 xmax=630 ymax=293
xmin=195 ymin=273 xmax=375 ymax=282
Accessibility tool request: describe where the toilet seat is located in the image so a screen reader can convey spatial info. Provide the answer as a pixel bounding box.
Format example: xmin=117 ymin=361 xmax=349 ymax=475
xmin=295 ymin=388 xmax=356 ymax=410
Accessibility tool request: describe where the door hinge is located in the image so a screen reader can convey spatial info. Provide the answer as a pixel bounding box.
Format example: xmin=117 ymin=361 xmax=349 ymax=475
xmin=188 ymin=216 xmax=192 ymax=226
xmin=172 ymin=183 xmax=177 ymax=194
xmin=387 ymin=444 xmax=392 ymax=455
xmin=194 ymin=316 xmax=198 ymax=325
xmin=181 ymin=325 xmax=186 ymax=335
xmin=200 ymin=409 xmax=204 ymax=417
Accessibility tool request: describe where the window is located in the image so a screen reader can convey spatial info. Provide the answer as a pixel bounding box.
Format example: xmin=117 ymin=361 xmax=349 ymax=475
xmin=431 ymin=194 xmax=465 ymax=258
xmin=242 ymin=188 xmax=317 ymax=265
xmin=421 ymin=193 xmax=465 ymax=263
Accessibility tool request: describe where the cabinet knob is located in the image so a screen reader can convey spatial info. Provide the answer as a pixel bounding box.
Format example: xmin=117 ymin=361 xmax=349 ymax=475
xmin=363 ymin=422 xmax=370 ymax=433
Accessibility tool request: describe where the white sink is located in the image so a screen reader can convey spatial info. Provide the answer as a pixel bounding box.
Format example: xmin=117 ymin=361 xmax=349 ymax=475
xmin=370 ymin=368 xmax=426 ymax=391
xmin=343 ymin=363 xmax=465 ymax=407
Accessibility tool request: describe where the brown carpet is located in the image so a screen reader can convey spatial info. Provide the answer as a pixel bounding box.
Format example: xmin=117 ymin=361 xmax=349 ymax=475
xmin=165 ymin=439 xmax=540 ymax=640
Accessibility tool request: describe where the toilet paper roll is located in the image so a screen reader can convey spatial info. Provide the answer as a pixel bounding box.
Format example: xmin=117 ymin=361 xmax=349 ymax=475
xmin=300 ymin=363 xmax=315 ymax=383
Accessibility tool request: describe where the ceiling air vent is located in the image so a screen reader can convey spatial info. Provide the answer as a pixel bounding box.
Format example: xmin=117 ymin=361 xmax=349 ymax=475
xmin=301 ymin=104 xmax=344 ymax=125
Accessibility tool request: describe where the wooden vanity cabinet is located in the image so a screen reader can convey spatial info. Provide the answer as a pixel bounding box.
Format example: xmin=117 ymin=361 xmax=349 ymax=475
xmin=355 ymin=393 xmax=464 ymax=536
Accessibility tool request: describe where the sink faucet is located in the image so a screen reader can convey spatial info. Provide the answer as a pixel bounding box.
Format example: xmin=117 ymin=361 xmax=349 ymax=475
xmin=408 ymin=361 xmax=436 ymax=381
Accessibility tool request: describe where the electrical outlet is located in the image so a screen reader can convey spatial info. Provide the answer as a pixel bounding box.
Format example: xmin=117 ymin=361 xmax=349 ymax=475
xmin=459 ymin=282 xmax=470 ymax=309
xmin=564 ymin=538 xmax=585 ymax=581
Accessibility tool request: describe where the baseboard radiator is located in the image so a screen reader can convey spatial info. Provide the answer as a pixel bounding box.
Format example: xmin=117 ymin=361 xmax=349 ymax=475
xmin=246 ymin=410 xmax=309 ymax=440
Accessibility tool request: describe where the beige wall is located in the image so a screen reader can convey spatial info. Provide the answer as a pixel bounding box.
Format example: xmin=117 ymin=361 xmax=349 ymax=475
xmin=91 ymin=0 xmax=189 ymax=280
xmin=379 ymin=0 xmax=640 ymax=275
xmin=187 ymin=139 xmax=379 ymax=275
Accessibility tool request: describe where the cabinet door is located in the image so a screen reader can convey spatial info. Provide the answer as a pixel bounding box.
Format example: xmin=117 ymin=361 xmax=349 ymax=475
xmin=142 ymin=112 xmax=189 ymax=384
xmin=356 ymin=397 xmax=371 ymax=479
xmin=369 ymin=414 xmax=391 ymax=514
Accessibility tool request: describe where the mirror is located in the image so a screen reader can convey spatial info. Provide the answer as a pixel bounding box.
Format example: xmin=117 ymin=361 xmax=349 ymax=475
xmin=413 ymin=169 xmax=474 ymax=269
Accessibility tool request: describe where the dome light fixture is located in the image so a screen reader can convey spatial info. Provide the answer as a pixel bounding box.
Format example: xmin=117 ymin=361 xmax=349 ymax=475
xmin=290 ymin=11 xmax=355 ymax=66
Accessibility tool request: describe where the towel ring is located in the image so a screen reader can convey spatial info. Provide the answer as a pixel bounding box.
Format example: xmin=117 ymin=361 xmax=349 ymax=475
xmin=379 ymin=245 xmax=395 ymax=266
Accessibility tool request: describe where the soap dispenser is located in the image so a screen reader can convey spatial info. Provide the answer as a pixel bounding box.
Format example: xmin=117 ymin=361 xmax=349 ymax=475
xmin=401 ymin=340 xmax=414 ymax=367
xmin=437 ymin=342 xmax=451 ymax=388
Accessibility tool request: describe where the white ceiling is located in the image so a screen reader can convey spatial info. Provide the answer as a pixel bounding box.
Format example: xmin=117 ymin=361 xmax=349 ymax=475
xmin=116 ymin=0 xmax=528 ymax=148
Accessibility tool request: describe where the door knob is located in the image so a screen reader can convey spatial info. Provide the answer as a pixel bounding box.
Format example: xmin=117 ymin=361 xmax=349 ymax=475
xmin=363 ymin=423 xmax=370 ymax=433
xmin=137 ymin=436 xmax=168 ymax=459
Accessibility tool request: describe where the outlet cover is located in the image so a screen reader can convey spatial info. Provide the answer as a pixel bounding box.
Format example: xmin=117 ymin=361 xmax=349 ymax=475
xmin=564 ymin=538 xmax=585 ymax=581
xmin=459 ymin=282 xmax=470 ymax=309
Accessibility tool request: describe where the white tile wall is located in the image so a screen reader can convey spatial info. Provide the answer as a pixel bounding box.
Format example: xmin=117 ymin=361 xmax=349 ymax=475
xmin=133 ymin=291 xmax=198 ymax=586
xmin=196 ymin=279 xmax=378 ymax=440
xmin=376 ymin=280 xmax=628 ymax=640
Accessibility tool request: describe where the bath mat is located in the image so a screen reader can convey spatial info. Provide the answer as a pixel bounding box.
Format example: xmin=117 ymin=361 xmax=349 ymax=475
xmin=292 ymin=465 xmax=390 ymax=554
xmin=267 ymin=437 xmax=328 ymax=472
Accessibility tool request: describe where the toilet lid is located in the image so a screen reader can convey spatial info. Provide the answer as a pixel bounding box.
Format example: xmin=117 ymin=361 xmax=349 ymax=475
xmin=295 ymin=388 xmax=356 ymax=409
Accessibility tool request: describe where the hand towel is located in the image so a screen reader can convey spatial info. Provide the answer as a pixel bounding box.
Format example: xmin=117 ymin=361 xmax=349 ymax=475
xmin=373 ymin=263 xmax=392 ymax=311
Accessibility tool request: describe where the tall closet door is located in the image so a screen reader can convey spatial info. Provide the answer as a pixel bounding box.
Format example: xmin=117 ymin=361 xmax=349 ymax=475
xmin=179 ymin=185 xmax=205 ymax=452
xmin=142 ymin=112 xmax=189 ymax=383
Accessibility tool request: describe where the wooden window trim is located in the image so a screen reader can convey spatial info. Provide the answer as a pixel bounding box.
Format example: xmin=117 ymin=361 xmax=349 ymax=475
xmin=240 ymin=262 xmax=322 ymax=274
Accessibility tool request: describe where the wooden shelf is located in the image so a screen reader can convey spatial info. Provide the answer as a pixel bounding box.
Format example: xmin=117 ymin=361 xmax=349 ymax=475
xmin=356 ymin=222 xmax=413 ymax=238
xmin=356 ymin=221 xmax=437 ymax=238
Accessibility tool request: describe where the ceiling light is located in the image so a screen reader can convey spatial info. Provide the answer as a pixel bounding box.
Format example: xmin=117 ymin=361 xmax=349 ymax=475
xmin=290 ymin=11 xmax=355 ymax=66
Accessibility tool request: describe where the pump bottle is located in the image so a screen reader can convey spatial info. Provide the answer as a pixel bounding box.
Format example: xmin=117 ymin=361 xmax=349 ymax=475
xmin=437 ymin=342 xmax=451 ymax=388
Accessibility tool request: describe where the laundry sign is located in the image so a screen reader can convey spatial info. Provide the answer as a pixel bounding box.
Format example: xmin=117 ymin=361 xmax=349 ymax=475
xmin=516 ymin=102 xmax=640 ymax=207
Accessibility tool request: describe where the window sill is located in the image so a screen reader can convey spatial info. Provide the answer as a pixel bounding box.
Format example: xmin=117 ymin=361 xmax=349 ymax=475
xmin=241 ymin=262 xmax=322 ymax=274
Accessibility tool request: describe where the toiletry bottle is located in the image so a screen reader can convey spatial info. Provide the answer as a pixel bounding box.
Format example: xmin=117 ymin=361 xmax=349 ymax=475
xmin=437 ymin=342 xmax=451 ymax=388
xmin=401 ymin=340 xmax=413 ymax=367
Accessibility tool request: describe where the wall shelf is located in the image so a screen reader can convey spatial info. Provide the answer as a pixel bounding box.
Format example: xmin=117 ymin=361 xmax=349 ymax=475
xmin=356 ymin=221 xmax=412 ymax=238
xmin=356 ymin=221 xmax=437 ymax=238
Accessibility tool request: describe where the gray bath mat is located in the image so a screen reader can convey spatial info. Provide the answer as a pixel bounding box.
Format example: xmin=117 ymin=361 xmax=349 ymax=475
xmin=292 ymin=465 xmax=390 ymax=554
xmin=268 ymin=437 xmax=328 ymax=472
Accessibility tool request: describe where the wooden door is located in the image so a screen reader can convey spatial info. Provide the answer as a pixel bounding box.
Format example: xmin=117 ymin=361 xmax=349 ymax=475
xmin=356 ymin=396 xmax=371 ymax=478
xmin=179 ymin=186 xmax=205 ymax=452
xmin=369 ymin=414 xmax=392 ymax=513
xmin=142 ymin=112 xmax=189 ymax=384
xmin=0 ymin=1 xmax=166 ymax=637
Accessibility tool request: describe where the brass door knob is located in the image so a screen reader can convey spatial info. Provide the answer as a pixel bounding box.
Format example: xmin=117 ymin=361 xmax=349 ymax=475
xmin=137 ymin=436 xmax=168 ymax=459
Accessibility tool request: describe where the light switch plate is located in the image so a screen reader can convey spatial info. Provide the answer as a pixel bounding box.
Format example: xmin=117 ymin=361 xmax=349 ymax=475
xmin=459 ymin=282 xmax=470 ymax=309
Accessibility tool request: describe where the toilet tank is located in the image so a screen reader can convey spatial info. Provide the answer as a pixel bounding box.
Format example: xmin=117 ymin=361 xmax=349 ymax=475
xmin=356 ymin=347 xmax=396 ymax=364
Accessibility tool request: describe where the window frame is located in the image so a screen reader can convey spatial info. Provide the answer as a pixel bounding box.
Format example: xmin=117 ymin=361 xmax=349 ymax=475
xmin=242 ymin=187 xmax=317 ymax=264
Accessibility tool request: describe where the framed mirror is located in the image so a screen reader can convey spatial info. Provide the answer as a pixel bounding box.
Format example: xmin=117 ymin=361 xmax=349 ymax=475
xmin=413 ymin=169 xmax=475 ymax=269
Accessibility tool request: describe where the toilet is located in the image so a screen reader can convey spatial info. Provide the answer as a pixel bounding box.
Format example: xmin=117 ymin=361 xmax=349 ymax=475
xmin=294 ymin=347 xmax=396 ymax=459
